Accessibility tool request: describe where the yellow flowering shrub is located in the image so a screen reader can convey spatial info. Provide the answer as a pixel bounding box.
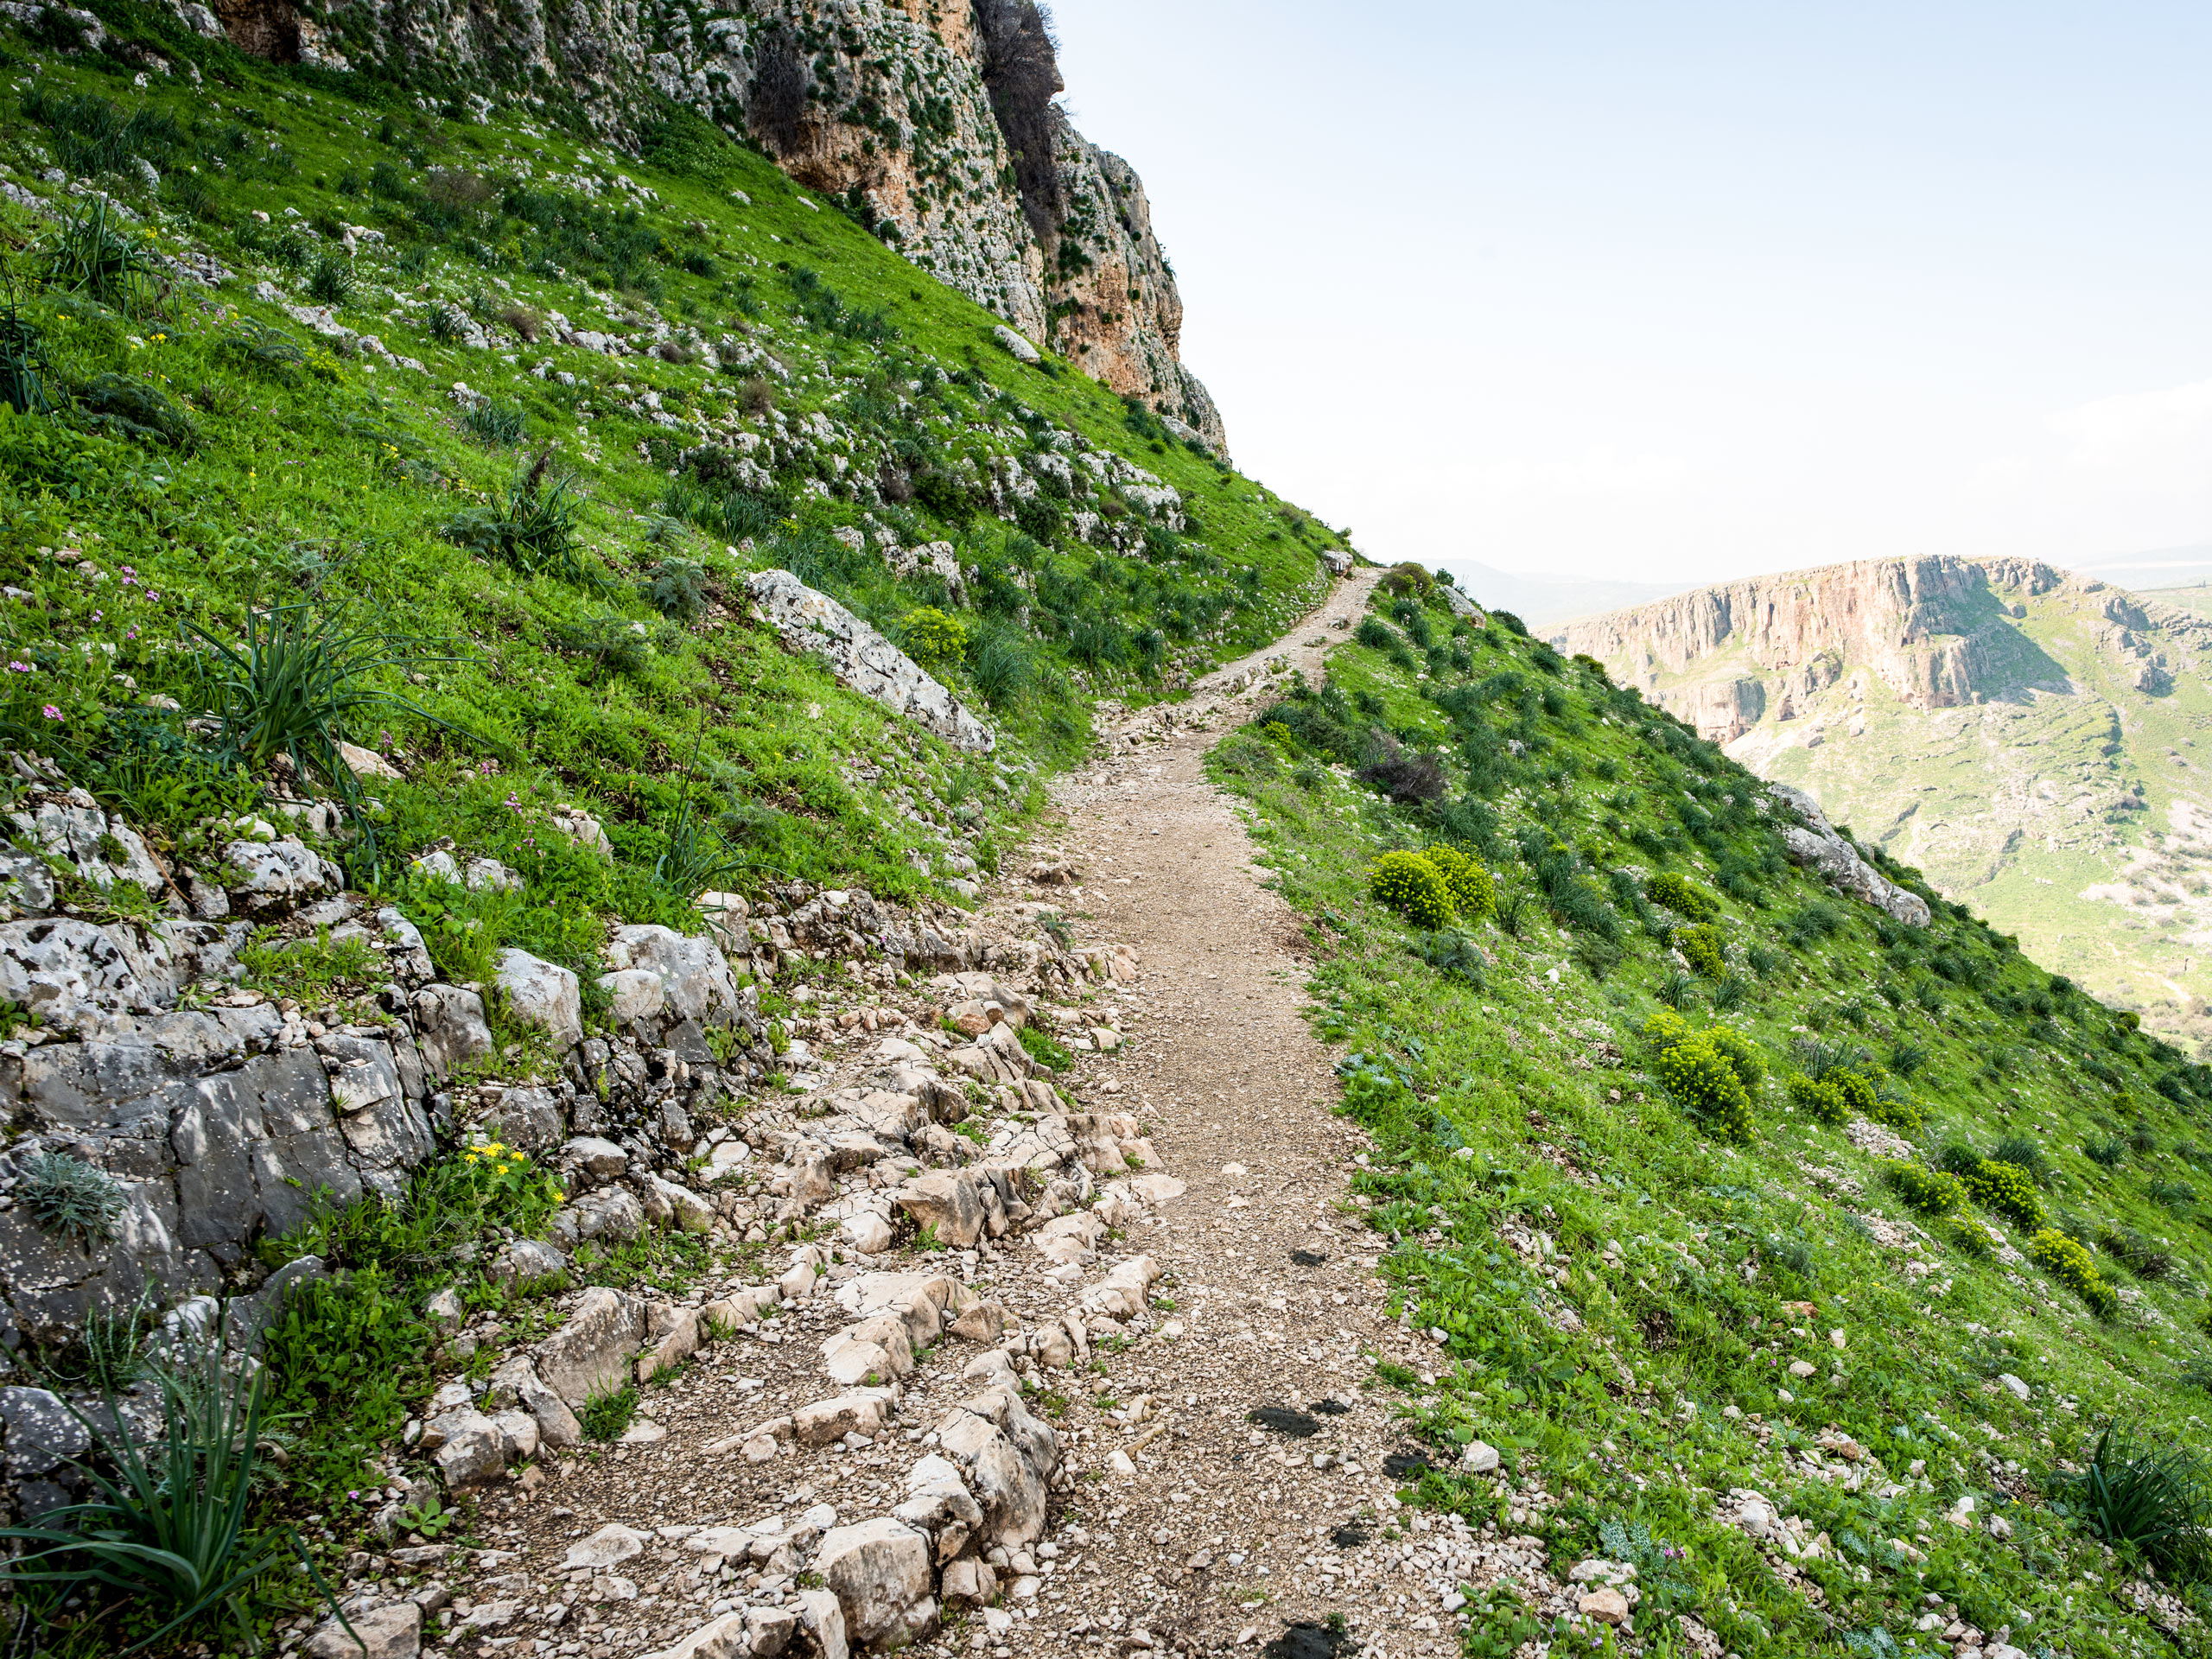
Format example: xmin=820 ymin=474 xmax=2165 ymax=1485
xmin=1369 ymin=851 xmax=1454 ymax=929
xmin=2026 ymin=1228 xmax=2120 ymax=1319
xmin=1788 ymin=1071 xmax=1849 ymax=1125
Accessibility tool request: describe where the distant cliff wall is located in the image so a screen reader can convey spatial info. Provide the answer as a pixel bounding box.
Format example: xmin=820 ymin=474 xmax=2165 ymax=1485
xmin=1554 ymin=556 xmax=2068 ymax=740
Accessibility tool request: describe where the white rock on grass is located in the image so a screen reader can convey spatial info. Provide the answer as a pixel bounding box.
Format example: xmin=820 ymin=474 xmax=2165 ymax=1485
xmin=746 ymin=569 xmax=993 ymax=753
xmin=223 ymin=836 xmax=340 ymax=912
xmin=495 ymin=949 xmax=582 ymax=1048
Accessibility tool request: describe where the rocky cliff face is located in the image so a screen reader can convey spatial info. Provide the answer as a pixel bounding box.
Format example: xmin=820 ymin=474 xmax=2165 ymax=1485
xmin=273 ymin=0 xmax=1229 ymax=452
xmin=1552 ymin=554 xmax=2212 ymax=1039
xmin=1554 ymin=556 xmax=2069 ymax=739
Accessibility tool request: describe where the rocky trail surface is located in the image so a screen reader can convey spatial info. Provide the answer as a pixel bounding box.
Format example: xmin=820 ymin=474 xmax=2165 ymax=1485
xmin=324 ymin=572 xmax=1605 ymax=1659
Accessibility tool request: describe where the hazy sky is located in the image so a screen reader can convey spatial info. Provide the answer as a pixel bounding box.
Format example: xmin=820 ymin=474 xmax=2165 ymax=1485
xmin=1048 ymin=2 xmax=2212 ymax=588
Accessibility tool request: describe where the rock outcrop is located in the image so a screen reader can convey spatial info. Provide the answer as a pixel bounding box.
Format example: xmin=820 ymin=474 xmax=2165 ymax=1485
xmin=746 ymin=569 xmax=995 ymax=753
xmin=1554 ymin=556 xmax=2069 ymax=739
xmin=274 ymin=0 xmax=1227 ymax=453
xmin=1766 ymin=784 xmax=1930 ymax=928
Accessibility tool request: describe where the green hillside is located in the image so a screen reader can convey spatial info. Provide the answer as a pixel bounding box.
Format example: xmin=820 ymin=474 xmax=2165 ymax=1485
xmin=1218 ymin=579 xmax=2212 ymax=1656
xmin=0 ymin=16 xmax=1341 ymax=915
xmin=8 ymin=15 xmax=2212 ymax=1659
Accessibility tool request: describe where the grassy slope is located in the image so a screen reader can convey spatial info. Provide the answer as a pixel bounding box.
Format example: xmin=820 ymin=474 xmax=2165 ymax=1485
xmin=1215 ymin=589 xmax=2212 ymax=1656
xmin=0 ymin=17 xmax=1346 ymax=928
xmin=0 ymin=19 xmax=1351 ymax=1647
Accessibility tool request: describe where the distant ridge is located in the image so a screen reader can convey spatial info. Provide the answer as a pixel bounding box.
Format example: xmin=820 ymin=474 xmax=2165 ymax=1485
xmin=1554 ymin=553 xmax=2212 ymax=1046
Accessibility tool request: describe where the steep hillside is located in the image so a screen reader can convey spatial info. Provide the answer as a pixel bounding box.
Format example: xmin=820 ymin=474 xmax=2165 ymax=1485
xmin=181 ymin=0 xmax=1234 ymax=452
xmin=1217 ymin=572 xmax=2212 ymax=1657
xmin=1551 ymin=557 xmax=2212 ymax=1049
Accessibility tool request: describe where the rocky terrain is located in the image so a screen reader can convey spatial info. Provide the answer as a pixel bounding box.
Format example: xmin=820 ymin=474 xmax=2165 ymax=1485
xmin=194 ymin=0 xmax=1231 ymax=452
xmin=1553 ymin=556 xmax=2212 ymax=1044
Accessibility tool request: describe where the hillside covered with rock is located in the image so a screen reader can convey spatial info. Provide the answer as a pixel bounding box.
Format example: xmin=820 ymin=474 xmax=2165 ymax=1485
xmin=214 ymin=0 xmax=1232 ymax=452
xmin=1553 ymin=556 xmax=2212 ymax=1047
xmin=3 ymin=10 xmax=2212 ymax=1659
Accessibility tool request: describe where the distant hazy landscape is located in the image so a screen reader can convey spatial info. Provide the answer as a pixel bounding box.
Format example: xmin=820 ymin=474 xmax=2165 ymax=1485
xmin=1555 ymin=554 xmax=2212 ymax=1053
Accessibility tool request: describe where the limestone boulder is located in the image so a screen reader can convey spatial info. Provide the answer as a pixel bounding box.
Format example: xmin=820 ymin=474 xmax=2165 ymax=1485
xmin=814 ymin=1516 xmax=935 ymax=1648
xmin=747 ymin=569 xmax=993 ymax=753
xmin=533 ymin=1287 xmax=647 ymax=1405
xmin=222 ymin=836 xmax=340 ymax=912
xmin=495 ymin=949 xmax=582 ymax=1049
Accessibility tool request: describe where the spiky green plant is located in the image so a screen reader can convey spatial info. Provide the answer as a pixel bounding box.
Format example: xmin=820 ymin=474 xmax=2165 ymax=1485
xmin=18 ymin=1152 xmax=125 ymax=1249
xmin=184 ymin=601 xmax=460 ymax=799
xmin=0 ymin=1343 xmax=347 ymax=1653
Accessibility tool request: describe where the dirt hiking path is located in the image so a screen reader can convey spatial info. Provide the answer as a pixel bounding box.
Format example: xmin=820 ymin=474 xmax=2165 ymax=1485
xmin=445 ymin=573 xmax=1595 ymax=1659
xmin=950 ymin=568 xmax=1560 ymax=1659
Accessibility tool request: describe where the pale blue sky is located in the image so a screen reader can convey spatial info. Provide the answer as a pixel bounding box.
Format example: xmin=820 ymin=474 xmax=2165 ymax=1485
xmin=1050 ymin=2 xmax=2212 ymax=589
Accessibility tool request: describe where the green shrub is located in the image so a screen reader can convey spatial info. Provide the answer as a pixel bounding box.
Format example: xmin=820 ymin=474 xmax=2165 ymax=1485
xmin=1370 ymin=851 xmax=1453 ymax=929
xmin=1787 ymin=1071 xmax=1849 ymax=1126
xmin=1421 ymin=844 xmax=1497 ymax=921
xmin=899 ymin=607 xmax=970 ymax=674
xmin=1653 ymin=1033 xmax=1755 ymax=1142
xmin=1705 ymin=1026 xmax=1765 ymax=1093
xmin=1679 ymin=923 xmax=1726 ymax=978
xmin=1869 ymin=1084 xmax=1925 ymax=1134
xmin=1648 ymin=872 xmax=1717 ymax=920
xmin=1643 ymin=1009 xmax=1693 ymax=1052
xmin=1831 ymin=1069 xmax=1878 ymax=1118
xmin=2027 ymin=1229 xmax=2120 ymax=1319
xmin=1965 ymin=1159 xmax=2047 ymax=1233
xmin=1883 ymin=1161 xmax=1965 ymax=1215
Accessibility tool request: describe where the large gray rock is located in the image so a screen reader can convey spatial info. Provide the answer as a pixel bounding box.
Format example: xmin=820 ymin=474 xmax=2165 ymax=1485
xmin=0 ymin=1386 xmax=89 ymax=1477
xmin=561 ymin=1135 xmax=628 ymax=1182
xmin=0 ymin=918 xmax=156 ymax=1033
xmin=428 ymin=1408 xmax=508 ymax=1487
xmin=375 ymin=906 xmax=436 ymax=984
xmin=0 ymin=989 xmax=443 ymax=1349
xmin=222 ymin=837 xmax=340 ymax=912
xmin=315 ymin=1030 xmax=434 ymax=1193
xmin=494 ymin=949 xmax=582 ymax=1049
xmin=598 ymin=925 xmax=748 ymax=1044
xmin=1768 ymin=784 xmax=1932 ymax=927
xmin=170 ymin=1046 xmax=365 ymax=1262
xmin=533 ymin=1287 xmax=646 ymax=1405
xmin=893 ymin=1454 xmax=985 ymax=1563
xmin=480 ymin=1084 xmax=564 ymax=1153
xmin=9 ymin=796 xmax=162 ymax=895
xmin=411 ymin=985 xmax=493 ymax=1084
xmin=489 ymin=1238 xmax=567 ymax=1288
xmin=746 ymin=569 xmax=994 ymax=753
xmin=813 ymin=1516 xmax=935 ymax=1648
xmin=933 ymin=1387 xmax=1058 ymax=1548
xmin=893 ymin=1170 xmax=988 ymax=1249
xmin=306 ymin=1600 xmax=423 ymax=1659
xmin=550 ymin=1185 xmax=645 ymax=1249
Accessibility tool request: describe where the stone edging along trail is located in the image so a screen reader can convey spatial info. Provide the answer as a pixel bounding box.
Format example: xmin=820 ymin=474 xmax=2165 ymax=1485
xmin=337 ymin=570 xmax=1616 ymax=1659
